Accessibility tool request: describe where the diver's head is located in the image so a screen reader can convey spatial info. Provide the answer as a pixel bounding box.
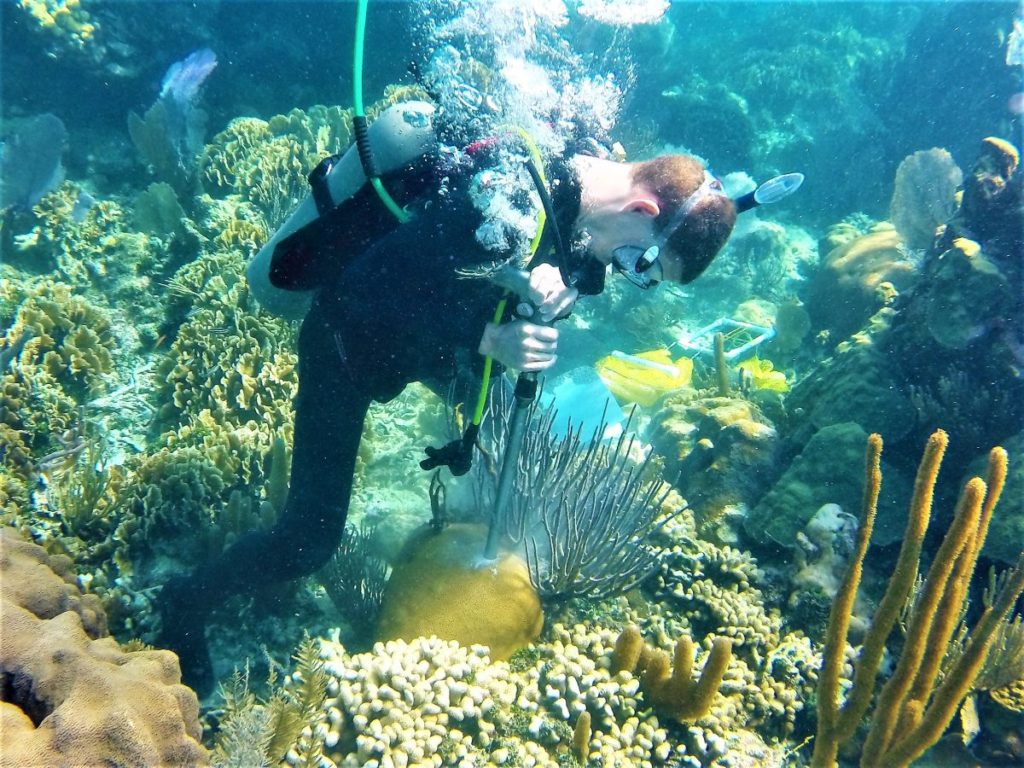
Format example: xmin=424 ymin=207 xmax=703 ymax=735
xmin=573 ymin=153 xmax=736 ymax=287
xmin=627 ymin=154 xmax=736 ymax=285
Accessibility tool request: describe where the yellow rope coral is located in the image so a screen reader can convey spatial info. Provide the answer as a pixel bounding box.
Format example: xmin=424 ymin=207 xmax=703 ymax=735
xmin=811 ymin=431 xmax=1024 ymax=768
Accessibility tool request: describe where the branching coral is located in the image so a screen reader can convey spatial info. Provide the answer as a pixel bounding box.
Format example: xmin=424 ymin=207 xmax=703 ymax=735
xmin=812 ymin=431 xmax=1024 ymax=768
xmin=611 ymin=625 xmax=733 ymax=722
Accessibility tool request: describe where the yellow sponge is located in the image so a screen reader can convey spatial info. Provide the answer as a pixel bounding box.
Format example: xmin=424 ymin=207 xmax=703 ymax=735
xmin=376 ymin=524 xmax=543 ymax=660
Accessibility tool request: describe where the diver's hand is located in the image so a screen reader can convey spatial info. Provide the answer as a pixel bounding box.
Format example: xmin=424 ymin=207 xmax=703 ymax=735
xmin=478 ymin=320 xmax=559 ymax=372
xmin=526 ymin=263 xmax=578 ymax=322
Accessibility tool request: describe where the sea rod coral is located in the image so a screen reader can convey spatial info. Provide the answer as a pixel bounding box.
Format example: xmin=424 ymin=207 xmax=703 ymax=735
xmin=812 ymin=430 xmax=1024 ymax=768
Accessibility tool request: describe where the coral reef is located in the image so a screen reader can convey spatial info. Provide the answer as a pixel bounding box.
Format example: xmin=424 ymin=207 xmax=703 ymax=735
xmin=11 ymin=183 xmax=168 ymax=337
xmin=806 ymin=222 xmax=919 ymax=343
xmin=218 ymin=622 xmax=789 ymax=768
xmin=745 ymin=422 xmax=914 ymax=548
xmin=153 ymin=248 xmax=297 ymax=469
xmin=15 ymin=0 xmax=99 ymax=56
xmin=0 ymin=283 xmax=116 ymax=506
xmin=647 ymin=510 xmax=820 ymax=740
xmin=199 ymin=88 xmax=428 ymax=229
xmin=0 ymin=527 xmax=207 ymax=766
xmin=648 ymin=390 xmax=779 ymax=533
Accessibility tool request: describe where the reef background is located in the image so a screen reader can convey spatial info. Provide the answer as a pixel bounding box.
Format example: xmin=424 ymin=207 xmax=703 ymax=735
xmin=2 ymin=2 xmax=1023 ymax=767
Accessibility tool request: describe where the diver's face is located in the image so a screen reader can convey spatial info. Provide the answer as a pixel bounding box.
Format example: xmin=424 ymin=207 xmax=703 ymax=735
xmin=582 ymin=205 xmax=661 ymax=268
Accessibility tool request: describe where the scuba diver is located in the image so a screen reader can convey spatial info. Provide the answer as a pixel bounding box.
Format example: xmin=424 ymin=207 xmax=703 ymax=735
xmin=157 ymin=97 xmax=797 ymax=694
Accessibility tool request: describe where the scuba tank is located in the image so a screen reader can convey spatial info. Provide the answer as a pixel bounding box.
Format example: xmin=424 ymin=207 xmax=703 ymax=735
xmin=246 ymin=100 xmax=438 ymax=319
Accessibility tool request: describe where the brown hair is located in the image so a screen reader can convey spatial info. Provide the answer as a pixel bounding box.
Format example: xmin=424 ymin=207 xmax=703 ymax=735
xmin=631 ymin=155 xmax=736 ymax=283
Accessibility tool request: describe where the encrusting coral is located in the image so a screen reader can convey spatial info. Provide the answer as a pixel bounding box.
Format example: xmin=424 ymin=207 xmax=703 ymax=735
xmin=812 ymin=431 xmax=1024 ymax=768
xmin=0 ymin=527 xmax=208 ymax=766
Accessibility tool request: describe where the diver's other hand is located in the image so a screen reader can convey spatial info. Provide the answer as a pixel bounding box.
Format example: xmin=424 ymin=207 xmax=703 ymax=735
xmin=479 ymin=320 xmax=558 ymax=371
xmin=527 ymin=263 xmax=578 ymax=322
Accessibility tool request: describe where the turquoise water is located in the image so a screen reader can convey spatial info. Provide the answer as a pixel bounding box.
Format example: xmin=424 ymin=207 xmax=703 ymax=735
xmin=2 ymin=2 xmax=1022 ymax=766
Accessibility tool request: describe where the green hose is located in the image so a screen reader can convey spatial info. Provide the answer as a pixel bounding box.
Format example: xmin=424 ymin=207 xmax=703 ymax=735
xmin=353 ymin=0 xmax=409 ymax=223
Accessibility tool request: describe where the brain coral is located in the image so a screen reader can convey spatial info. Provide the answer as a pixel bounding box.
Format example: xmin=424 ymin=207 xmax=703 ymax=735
xmin=0 ymin=527 xmax=208 ymax=767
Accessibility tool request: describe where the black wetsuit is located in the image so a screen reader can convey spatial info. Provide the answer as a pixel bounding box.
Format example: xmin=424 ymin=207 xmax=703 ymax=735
xmin=160 ymin=150 xmax=587 ymax=692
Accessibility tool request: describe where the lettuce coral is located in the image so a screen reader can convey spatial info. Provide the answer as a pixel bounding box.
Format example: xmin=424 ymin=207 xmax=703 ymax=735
xmin=5 ymin=282 xmax=114 ymax=401
xmin=199 ymin=88 xmax=429 ymax=229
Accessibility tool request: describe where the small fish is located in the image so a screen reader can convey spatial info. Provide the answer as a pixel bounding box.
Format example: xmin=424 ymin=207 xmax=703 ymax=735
xmin=0 ymin=330 xmax=32 ymax=371
xmin=71 ymin=190 xmax=96 ymax=223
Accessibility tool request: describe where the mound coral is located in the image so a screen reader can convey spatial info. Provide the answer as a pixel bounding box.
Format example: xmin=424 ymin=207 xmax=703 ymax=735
xmin=807 ymin=222 xmax=919 ymax=342
xmin=375 ymin=523 xmax=543 ymax=661
xmin=0 ymin=527 xmax=207 ymax=766
xmin=745 ymin=422 xmax=913 ymax=548
xmin=649 ymin=390 xmax=779 ymax=531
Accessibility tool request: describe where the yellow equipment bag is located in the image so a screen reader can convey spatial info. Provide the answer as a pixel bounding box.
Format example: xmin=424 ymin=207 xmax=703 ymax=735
xmin=595 ymin=349 xmax=694 ymax=407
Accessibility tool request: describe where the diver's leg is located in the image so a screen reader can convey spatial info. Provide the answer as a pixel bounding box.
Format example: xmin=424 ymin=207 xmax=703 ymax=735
xmin=158 ymin=313 xmax=371 ymax=693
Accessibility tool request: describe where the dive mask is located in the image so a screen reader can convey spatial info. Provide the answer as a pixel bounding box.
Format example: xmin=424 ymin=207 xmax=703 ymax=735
xmin=611 ymin=171 xmax=723 ymax=290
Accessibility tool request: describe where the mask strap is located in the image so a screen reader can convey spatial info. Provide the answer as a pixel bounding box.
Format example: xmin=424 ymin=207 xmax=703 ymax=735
xmin=655 ymin=170 xmax=725 ymax=251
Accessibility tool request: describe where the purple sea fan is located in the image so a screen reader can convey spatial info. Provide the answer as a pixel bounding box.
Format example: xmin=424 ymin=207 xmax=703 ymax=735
xmin=159 ymin=48 xmax=217 ymax=108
